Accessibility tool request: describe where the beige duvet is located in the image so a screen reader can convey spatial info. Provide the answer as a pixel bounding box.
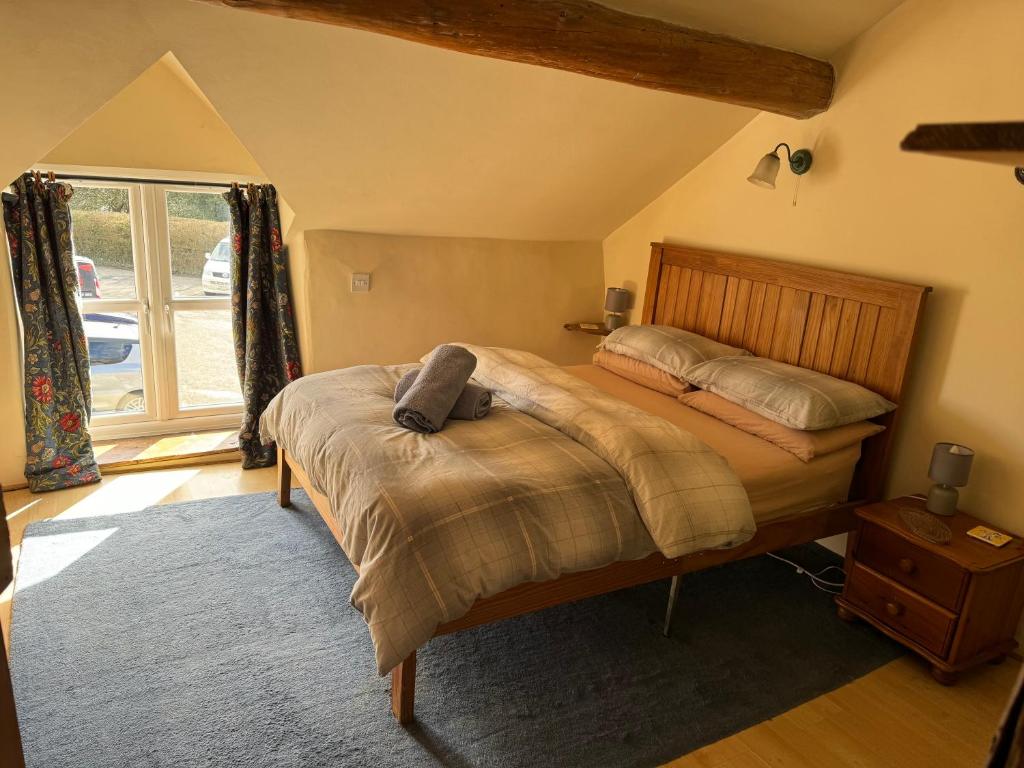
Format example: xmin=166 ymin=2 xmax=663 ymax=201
xmin=259 ymin=346 xmax=754 ymax=674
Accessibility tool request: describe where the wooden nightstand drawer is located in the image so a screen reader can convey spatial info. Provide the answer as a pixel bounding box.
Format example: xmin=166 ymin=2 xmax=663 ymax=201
xmin=839 ymin=498 xmax=1024 ymax=684
xmin=845 ymin=562 xmax=957 ymax=657
xmin=855 ymin=521 xmax=968 ymax=611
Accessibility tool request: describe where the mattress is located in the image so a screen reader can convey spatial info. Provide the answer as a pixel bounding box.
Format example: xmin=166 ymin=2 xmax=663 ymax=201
xmin=564 ymin=364 xmax=860 ymax=523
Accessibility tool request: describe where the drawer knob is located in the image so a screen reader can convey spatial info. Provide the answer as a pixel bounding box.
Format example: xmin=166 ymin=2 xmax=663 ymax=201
xmin=885 ymin=601 xmax=904 ymax=617
xmin=898 ymin=558 xmax=916 ymax=574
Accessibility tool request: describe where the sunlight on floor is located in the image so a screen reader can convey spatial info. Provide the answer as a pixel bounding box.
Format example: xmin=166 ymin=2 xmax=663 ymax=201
xmin=3 ymin=463 xmax=269 ymax=650
xmin=91 ymin=443 xmax=116 ymax=460
xmin=14 ymin=528 xmax=118 ymax=592
xmin=4 ymin=497 xmax=41 ymax=524
xmin=135 ymin=431 xmax=236 ymax=461
xmin=0 ymin=582 xmax=11 ymax=630
xmin=93 ymin=429 xmax=239 ymax=466
xmin=56 ymin=470 xmax=202 ymax=520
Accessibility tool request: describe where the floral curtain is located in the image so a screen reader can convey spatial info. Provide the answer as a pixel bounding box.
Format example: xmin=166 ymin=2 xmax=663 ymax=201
xmin=2 ymin=173 xmax=100 ymax=491
xmin=224 ymin=184 xmax=302 ymax=469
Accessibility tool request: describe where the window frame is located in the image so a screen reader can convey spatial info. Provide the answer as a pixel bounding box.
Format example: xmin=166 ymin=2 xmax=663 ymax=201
xmin=44 ymin=165 xmax=266 ymax=441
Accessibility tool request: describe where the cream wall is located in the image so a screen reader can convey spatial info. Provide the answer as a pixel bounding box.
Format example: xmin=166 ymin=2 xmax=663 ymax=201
xmin=604 ymin=0 xmax=1024 ymax=532
xmin=0 ymin=237 xmax=21 ymax=488
xmin=42 ymin=55 xmax=264 ymax=176
xmin=293 ymin=230 xmax=603 ymax=373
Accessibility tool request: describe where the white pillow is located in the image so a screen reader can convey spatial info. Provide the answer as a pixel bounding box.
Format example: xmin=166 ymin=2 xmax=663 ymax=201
xmin=685 ymin=356 xmax=896 ymax=430
xmin=599 ymin=325 xmax=749 ymax=380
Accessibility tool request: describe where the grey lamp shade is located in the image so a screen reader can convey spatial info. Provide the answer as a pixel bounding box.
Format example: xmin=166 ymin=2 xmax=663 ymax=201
xmin=604 ymin=287 xmax=630 ymax=313
xmin=928 ymin=442 xmax=974 ymax=487
xmin=748 ymin=152 xmax=781 ymax=189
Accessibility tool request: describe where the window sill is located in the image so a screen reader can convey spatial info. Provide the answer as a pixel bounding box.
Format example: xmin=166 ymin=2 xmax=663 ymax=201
xmin=94 ymin=428 xmax=239 ymax=472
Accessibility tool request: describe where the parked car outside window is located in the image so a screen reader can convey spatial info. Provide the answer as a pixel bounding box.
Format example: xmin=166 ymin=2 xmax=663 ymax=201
xmin=84 ymin=313 xmax=144 ymax=413
xmin=201 ymin=237 xmax=232 ymax=296
xmin=74 ymin=255 xmax=102 ymax=298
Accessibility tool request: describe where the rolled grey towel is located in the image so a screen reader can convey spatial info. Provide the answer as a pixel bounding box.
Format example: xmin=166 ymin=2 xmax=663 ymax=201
xmin=395 ymin=368 xmax=491 ymax=421
xmin=393 ymin=345 xmax=478 ymax=433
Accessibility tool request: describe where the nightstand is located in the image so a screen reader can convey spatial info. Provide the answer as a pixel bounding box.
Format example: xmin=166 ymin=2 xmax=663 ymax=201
xmin=836 ymin=496 xmax=1024 ymax=685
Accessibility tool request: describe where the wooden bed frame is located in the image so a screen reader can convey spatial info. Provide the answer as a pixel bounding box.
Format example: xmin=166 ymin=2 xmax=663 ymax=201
xmin=277 ymin=243 xmax=930 ymax=724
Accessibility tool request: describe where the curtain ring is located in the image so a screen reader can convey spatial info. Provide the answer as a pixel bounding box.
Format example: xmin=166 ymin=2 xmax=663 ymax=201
xmin=47 ymin=171 xmax=56 ymax=183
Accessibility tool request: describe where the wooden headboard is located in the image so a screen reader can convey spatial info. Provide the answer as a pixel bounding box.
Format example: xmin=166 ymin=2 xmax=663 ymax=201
xmin=642 ymin=243 xmax=931 ymax=499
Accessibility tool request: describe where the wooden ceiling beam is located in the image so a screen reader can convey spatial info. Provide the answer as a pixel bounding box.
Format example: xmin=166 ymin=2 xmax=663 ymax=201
xmin=194 ymin=0 xmax=834 ymax=119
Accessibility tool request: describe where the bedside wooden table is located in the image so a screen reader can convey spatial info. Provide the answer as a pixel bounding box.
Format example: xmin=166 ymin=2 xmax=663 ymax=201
xmin=836 ymin=496 xmax=1024 ymax=685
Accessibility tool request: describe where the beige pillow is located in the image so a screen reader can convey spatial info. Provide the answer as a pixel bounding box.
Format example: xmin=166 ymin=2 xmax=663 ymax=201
xmin=592 ymin=349 xmax=691 ymax=397
xmin=599 ymin=325 xmax=749 ymax=380
xmin=680 ymin=390 xmax=885 ymax=462
xmin=684 ymin=356 xmax=897 ymax=430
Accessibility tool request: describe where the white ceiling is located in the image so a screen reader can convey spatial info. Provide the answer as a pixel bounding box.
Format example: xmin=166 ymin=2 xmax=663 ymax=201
xmin=0 ymin=0 xmax=905 ymax=241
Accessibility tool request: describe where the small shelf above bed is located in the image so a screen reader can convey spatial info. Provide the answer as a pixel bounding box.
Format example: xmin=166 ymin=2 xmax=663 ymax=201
xmin=900 ymin=121 xmax=1024 ymax=167
xmin=564 ymin=322 xmax=611 ymax=336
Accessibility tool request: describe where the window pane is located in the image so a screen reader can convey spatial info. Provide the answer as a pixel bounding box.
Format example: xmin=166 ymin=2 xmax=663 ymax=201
xmin=166 ymin=190 xmax=231 ymax=298
xmin=84 ymin=311 xmax=145 ymax=414
xmin=69 ymin=186 xmax=136 ymax=299
xmin=174 ymin=309 xmax=242 ymax=408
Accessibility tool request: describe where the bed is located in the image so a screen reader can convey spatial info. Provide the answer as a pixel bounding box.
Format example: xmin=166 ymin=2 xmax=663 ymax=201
xmin=269 ymin=243 xmax=930 ymax=724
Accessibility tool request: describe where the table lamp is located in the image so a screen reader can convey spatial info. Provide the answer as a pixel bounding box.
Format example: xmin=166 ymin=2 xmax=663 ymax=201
xmin=926 ymin=442 xmax=974 ymax=516
xmin=604 ymin=288 xmax=630 ymax=331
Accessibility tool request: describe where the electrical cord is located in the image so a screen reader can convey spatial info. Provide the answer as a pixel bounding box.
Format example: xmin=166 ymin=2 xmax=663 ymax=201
xmin=766 ymin=552 xmax=846 ymax=594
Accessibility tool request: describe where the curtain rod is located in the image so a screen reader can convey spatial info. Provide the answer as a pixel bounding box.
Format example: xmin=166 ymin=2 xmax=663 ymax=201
xmin=28 ymin=172 xmax=252 ymax=190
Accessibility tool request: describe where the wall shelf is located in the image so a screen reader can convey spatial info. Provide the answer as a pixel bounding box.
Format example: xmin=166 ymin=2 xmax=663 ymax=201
xmin=900 ymin=121 xmax=1024 ymax=167
xmin=563 ymin=322 xmax=611 ymax=337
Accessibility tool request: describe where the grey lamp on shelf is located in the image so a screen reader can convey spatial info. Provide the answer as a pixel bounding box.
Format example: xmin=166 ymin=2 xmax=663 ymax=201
xmin=604 ymin=288 xmax=630 ymax=331
xmin=926 ymin=442 xmax=974 ymax=516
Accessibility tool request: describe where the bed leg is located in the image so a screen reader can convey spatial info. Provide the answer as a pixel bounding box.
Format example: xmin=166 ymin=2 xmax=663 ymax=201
xmin=391 ymin=651 xmax=416 ymax=725
xmin=663 ymin=575 xmax=681 ymax=637
xmin=277 ymin=447 xmax=292 ymax=508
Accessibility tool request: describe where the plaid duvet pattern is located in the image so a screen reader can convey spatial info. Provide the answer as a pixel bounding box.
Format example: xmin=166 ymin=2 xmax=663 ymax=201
xmin=260 ymin=349 xmax=754 ymax=674
xmin=465 ymin=346 xmax=753 ymax=556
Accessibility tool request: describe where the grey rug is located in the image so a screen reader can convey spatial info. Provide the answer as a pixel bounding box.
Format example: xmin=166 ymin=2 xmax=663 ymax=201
xmin=12 ymin=491 xmax=902 ymax=767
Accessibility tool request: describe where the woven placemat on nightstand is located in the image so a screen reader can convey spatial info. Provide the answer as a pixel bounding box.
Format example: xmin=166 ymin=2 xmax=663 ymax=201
xmin=898 ymin=506 xmax=952 ymax=544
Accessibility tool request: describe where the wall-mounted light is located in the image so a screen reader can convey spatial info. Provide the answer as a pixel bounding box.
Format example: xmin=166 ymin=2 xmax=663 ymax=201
xmin=747 ymin=143 xmax=813 ymax=189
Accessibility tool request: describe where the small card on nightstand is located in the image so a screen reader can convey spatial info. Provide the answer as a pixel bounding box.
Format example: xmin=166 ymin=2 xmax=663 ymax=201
xmin=578 ymin=323 xmax=603 ymax=330
xmin=967 ymin=526 xmax=1013 ymax=547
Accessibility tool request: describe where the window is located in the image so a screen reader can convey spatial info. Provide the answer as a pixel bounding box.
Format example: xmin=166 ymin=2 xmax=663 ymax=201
xmin=67 ymin=176 xmax=244 ymax=435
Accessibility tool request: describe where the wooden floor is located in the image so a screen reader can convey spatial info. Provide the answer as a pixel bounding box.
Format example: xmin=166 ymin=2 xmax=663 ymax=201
xmin=2 ymin=464 xmax=1016 ymax=767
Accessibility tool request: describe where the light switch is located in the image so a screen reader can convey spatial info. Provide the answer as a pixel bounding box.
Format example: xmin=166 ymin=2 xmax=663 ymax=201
xmin=351 ymin=273 xmax=371 ymax=292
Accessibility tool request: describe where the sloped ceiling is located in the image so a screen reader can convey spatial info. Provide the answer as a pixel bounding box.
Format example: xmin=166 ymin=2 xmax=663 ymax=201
xmin=42 ymin=54 xmax=265 ymax=177
xmin=601 ymin=0 xmax=905 ymax=59
xmin=0 ymin=0 xmax=903 ymax=241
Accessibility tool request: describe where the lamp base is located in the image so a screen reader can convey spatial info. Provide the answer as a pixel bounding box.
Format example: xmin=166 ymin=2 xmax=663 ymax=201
xmin=926 ymin=483 xmax=958 ymax=516
xmin=605 ymin=313 xmax=626 ymax=331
